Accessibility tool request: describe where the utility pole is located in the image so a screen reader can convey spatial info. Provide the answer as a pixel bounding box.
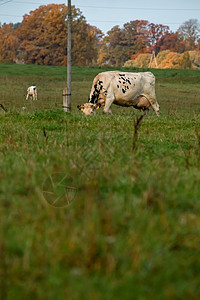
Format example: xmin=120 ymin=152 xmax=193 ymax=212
xmin=63 ymin=0 xmax=71 ymax=112
xmin=67 ymin=0 xmax=72 ymax=111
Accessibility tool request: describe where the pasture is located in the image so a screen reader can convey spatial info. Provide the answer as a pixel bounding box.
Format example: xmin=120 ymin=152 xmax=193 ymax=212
xmin=0 ymin=64 xmax=200 ymax=299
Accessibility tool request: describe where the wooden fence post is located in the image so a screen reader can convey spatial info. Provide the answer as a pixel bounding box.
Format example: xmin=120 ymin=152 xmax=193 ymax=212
xmin=62 ymin=87 xmax=68 ymax=111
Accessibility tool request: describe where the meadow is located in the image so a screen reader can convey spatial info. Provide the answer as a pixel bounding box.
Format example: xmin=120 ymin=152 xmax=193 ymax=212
xmin=0 ymin=64 xmax=200 ymax=300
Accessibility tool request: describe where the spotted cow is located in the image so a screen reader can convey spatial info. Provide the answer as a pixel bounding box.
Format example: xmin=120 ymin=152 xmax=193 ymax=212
xmin=78 ymin=71 xmax=160 ymax=115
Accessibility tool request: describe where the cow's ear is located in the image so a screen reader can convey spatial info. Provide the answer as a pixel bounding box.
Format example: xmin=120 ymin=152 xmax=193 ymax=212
xmin=95 ymin=103 xmax=101 ymax=109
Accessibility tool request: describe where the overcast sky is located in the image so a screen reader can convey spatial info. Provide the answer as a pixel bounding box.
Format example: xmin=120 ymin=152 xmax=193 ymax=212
xmin=0 ymin=0 xmax=200 ymax=34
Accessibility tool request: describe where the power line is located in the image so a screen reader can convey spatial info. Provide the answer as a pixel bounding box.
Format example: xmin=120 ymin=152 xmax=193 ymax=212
xmin=0 ymin=1 xmax=199 ymax=29
xmin=11 ymin=0 xmax=60 ymax=4
xmin=0 ymin=12 xmax=196 ymax=27
xmin=4 ymin=0 xmax=57 ymax=4
xmin=0 ymin=13 xmax=21 ymax=17
xmin=77 ymin=5 xmax=200 ymax=11
xmin=87 ymin=20 xmax=183 ymax=25
xmin=2 ymin=1 xmax=200 ymax=11
xmin=0 ymin=0 xmax=13 ymax=6
xmin=0 ymin=13 xmax=190 ymax=26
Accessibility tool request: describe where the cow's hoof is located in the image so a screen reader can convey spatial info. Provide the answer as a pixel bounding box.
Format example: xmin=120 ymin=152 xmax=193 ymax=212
xmin=103 ymin=111 xmax=112 ymax=115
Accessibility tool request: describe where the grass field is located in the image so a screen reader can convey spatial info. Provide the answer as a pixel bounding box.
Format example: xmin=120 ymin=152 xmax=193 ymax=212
xmin=1 ymin=64 xmax=200 ymax=299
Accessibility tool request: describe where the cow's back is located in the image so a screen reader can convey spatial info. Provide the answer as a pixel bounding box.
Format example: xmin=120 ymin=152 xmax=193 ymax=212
xmin=110 ymin=71 xmax=155 ymax=104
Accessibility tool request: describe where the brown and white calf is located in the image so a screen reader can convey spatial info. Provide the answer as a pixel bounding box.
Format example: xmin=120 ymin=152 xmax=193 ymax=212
xmin=78 ymin=71 xmax=160 ymax=115
xmin=26 ymin=86 xmax=37 ymax=100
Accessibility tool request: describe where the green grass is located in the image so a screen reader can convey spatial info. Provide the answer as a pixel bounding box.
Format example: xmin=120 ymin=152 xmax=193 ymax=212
xmin=1 ymin=64 xmax=200 ymax=300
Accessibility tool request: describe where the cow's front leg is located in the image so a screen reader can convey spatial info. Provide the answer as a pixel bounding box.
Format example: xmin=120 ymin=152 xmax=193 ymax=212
xmin=103 ymin=97 xmax=114 ymax=114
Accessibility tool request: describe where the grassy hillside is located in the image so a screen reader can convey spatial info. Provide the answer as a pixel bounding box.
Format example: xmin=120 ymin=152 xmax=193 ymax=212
xmin=0 ymin=64 xmax=200 ymax=299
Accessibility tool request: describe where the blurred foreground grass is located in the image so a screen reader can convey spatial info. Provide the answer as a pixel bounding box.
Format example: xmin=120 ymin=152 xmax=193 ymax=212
xmin=0 ymin=65 xmax=200 ymax=299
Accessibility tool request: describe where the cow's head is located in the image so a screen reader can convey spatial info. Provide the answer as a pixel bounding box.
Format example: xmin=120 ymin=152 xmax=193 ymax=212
xmin=77 ymin=103 xmax=101 ymax=115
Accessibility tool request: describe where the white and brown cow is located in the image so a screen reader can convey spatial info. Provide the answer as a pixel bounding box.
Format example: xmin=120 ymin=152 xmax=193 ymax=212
xmin=26 ymin=86 xmax=37 ymax=100
xmin=78 ymin=71 xmax=160 ymax=115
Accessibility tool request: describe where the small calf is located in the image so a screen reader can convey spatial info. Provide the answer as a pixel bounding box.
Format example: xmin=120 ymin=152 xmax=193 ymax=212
xmin=26 ymin=86 xmax=37 ymax=100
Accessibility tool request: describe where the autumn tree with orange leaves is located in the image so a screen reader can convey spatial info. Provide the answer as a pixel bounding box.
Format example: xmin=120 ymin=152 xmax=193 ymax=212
xmin=0 ymin=23 xmax=19 ymax=62
xmin=17 ymin=4 xmax=103 ymax=65
xmin=17 ymin=4 xmax=67 ymax=65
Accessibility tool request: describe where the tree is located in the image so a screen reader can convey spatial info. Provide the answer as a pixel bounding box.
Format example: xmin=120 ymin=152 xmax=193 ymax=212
xmin=98 ymin=21 xmax=149 ymax=66
xmin=178 ymin=52 xmax=192 ymax=69
xmin=155 ymin=32 xmax=187 ymax=53
xmin=17 ymin=4 xmax=68 ymax=65
xmin=0 ymin=24 xmax=19 ymax=63
xmin=17 ymin=4 xmax=103 ymax=65
xmin=177 ymin=19 xmax=200 ymax=50
xmin=13 ymin=22 xmax=21 ymax=29
xmin=98 ymin=26 xmax=129 ymax=65
xmin=197 ymin=39 xmax=200 ymax=50
xmin=122 ymin=20 xmax=147 ymax=53
xmin=146 ymin=23 xmax=170 ymax=54
xmin=98 ymin=20 xmax=172 ymax=66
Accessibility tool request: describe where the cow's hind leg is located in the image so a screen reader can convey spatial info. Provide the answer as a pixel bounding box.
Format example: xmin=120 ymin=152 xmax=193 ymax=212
xmin=142 ymin=109 xmax=149 ymax=116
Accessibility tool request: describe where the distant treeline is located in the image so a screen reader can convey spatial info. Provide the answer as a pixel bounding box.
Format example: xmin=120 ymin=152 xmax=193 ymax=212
xmin=0 ymin=4 xmax=200 ymax=68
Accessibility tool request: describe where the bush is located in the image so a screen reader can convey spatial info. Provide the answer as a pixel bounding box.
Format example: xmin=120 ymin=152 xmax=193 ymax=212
xmin=124 ymin=53 xmax=151 ymax=68
xmin=178 ymin=52 xmax=192 ymax=69
xmin=124 ymin=50 xmax=200 ymax=69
